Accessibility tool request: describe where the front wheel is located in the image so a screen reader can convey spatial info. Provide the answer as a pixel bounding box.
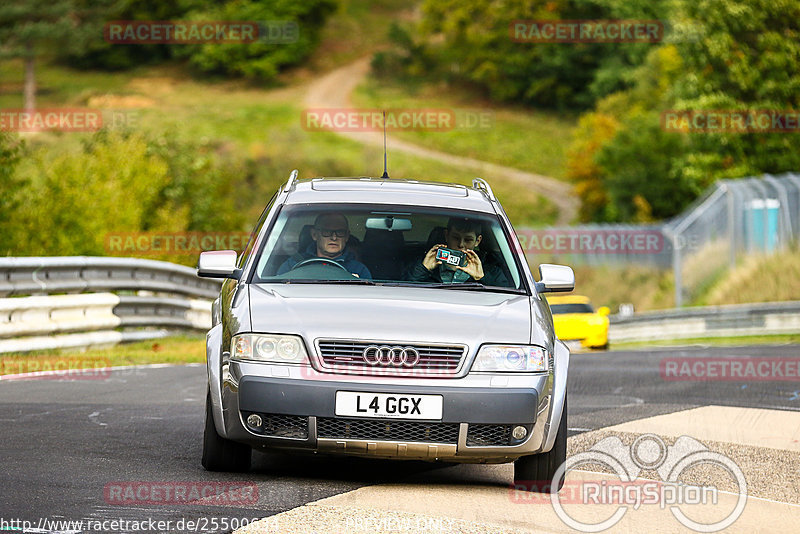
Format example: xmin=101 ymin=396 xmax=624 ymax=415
xmin=513 ymin=395 xmax=567 ymax=492
xmin=201 ymin=393 xmax=251 ymax=472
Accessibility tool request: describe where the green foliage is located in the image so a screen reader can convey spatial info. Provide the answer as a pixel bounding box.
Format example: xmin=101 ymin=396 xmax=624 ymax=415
xmin=59 ymin=0 xmax=194 ymax=69
xmin=140 ymin=134 xmax=250 ymax=233
xmin=568 ymin=0 xmax=800 ymax=222
xmin=0 ymin=133 xmax=25 ymax=247
xmin=0 ymin=0 xmax=126 ymax=67
xmin=53 ymin=0 xmax=336 ymax=81
xmin=5 ymin=132 xmax=171 ymax=256
xmin=594 ymin=111 xmax=696 ymax=221
xmin=0 ymin=0 xmax=76 ymax=58
xmin=172 ymin=0 xmax=336 ymax=80
xmin=387 ymin=0 xmax=671 ymax=110
xmin=0 ymin=130 xmax=248 ymax=260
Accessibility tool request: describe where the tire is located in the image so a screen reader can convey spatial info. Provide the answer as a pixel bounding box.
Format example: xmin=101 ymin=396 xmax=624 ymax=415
xmin=201 ymin=393 xmax=251 ymax=472
xmin=513 ymin=395 xmax=567 ymax=492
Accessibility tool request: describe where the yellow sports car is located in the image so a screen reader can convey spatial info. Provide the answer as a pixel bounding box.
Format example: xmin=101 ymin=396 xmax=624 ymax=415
xmin=546 ymin=295 xmax=610 ymax=350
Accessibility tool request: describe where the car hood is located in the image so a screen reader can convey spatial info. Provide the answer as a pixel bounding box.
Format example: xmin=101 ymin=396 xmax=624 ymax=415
xmin=248 ymin=284 xmax=546 ymax=349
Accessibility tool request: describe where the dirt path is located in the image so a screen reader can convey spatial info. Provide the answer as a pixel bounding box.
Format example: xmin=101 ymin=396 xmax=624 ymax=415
xmin=303 ymin=57 xmax=579 ymax=225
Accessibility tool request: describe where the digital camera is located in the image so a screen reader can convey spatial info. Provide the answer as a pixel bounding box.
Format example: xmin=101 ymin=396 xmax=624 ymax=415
xmin=435 ymin=247 xmax=467 ymax=267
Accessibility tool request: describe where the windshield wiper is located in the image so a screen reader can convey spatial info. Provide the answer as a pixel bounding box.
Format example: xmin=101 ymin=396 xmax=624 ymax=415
xmin=279 ymin=278 xmax=379 ymax=285
xmin=419 ymin=282 xmax=525 ymax=294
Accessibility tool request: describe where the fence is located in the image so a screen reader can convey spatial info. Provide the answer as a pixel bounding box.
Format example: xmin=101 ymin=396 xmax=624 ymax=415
xmin=519 ymin=173 xmax=800 ymax=307
xmin=0 ymin=257 xmax=220 ymax=354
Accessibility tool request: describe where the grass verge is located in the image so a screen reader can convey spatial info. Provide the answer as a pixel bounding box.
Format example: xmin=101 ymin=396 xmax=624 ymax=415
xmin=0 ymin=335 xmax=205 ymax=375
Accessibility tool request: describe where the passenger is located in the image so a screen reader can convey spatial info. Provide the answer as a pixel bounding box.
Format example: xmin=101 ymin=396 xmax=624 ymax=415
xmin=277 ymin=213 xmax=372 ymax=279
xmin=407 ymin=217 xmax=508 ymax=286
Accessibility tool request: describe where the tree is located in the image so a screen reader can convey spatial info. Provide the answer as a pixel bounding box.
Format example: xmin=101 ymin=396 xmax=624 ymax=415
xmin=177 ymin=0 xmax=336 ymax=81
xmin=389 ymin=0 xmax=672 ymax=110
xmin=568 ymin=0 xmax=800 ymax=222
xmin=0 ymin=0 xmax=76 ymax=110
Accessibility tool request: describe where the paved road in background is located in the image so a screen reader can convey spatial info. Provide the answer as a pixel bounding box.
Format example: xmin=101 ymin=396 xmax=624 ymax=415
xmin=2 ymin=344 xmax=797 ymax=531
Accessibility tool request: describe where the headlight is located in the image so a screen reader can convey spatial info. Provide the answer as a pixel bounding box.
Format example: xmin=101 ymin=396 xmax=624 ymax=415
xmin=231 ymin=334 xmax=309 ymax=364
xmin=472 ymin=345 xmax=549 ymax=373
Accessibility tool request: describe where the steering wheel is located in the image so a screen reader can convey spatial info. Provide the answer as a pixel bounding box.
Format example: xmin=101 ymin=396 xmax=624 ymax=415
xmin=290 ymin=257 xmax=351 ymax=274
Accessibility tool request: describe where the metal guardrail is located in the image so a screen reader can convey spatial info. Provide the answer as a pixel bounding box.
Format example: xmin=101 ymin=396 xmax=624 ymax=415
xmin=609 ymin=301 xmax=800 ymax=343
xmin=0 ymin=257 xmax=220 ymax=354
xmin=0 ymin=256 xmax=220 ymax=299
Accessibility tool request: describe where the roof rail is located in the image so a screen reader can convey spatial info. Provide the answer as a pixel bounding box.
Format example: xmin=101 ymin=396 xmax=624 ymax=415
xmin=472 ymin=177 xmax=496 ymax=201
xmin=283 ymin=169 xmax=299 ymax=192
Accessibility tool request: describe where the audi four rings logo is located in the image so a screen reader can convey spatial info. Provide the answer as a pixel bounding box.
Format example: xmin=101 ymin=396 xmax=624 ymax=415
xmin=362 ymin=345 xmax=421 ymax=367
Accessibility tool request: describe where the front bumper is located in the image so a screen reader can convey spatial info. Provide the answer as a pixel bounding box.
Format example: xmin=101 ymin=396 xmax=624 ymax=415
xmin=215 ymin=361 xmax=554 ymax=462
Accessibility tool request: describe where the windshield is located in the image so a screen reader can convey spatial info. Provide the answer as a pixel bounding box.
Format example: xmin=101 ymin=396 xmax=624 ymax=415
xmin=250 ymin=204 xmax=524 ymax=291
xmin=550 ymin=303 xmax=595 ymax=314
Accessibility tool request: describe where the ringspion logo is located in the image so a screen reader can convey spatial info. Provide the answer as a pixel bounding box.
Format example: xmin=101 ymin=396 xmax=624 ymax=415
xmin=511 ymin=434 xmax=747 ymax=532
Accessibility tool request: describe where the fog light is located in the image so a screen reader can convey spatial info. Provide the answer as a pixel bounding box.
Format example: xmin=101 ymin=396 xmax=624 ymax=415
xmin=512 ymin=425 xmax=527 ymax=440
xmin=246 ymin=413 xmax=263 ymax=428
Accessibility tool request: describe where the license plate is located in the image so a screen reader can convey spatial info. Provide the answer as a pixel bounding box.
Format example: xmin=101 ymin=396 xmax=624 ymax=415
xmin=335 ymin=391 xmax=443 ymax=420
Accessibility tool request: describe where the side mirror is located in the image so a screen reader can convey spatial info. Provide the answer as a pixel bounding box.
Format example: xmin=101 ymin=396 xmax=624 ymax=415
xmin=197 ymin=250 xmax=242 ymax=279
xmin=536 ymin=264 xmax=574 ymax=293
xmin=597 ymin=306 xmax=610 ymax=316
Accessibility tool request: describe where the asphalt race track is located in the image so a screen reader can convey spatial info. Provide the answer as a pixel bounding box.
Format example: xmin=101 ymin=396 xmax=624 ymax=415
xmin=2 ymin=344 xmax=799 ymax=533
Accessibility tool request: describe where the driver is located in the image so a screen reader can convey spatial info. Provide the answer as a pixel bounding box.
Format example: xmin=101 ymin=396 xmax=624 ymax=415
xmin=407 ymin=217 xmax=508 ymax=286
xmin=277 ymin=213 xmax=372 ymax=279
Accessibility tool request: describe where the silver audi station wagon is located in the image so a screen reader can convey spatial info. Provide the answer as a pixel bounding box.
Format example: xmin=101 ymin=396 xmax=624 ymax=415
xmin=197 ymin=170 xmax=575 ymax=491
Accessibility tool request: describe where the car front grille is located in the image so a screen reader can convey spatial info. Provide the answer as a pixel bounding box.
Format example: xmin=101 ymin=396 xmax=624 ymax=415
xmin=316 ymin=339 xmax=466 ymax=376
xmin=466 ymin=424 xmax=531 ymax=447
xmin=244 ymin=412 xmax=308 ymax=439
xmin=466 ymin=424 xmax=512 ymax=446
xmin=316 ymin=417 xmax=460 ymax=444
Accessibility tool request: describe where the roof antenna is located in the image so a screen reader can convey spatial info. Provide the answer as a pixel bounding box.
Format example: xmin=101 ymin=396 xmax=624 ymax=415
xmin=380 ymin=110 xmax=389 ymax=179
